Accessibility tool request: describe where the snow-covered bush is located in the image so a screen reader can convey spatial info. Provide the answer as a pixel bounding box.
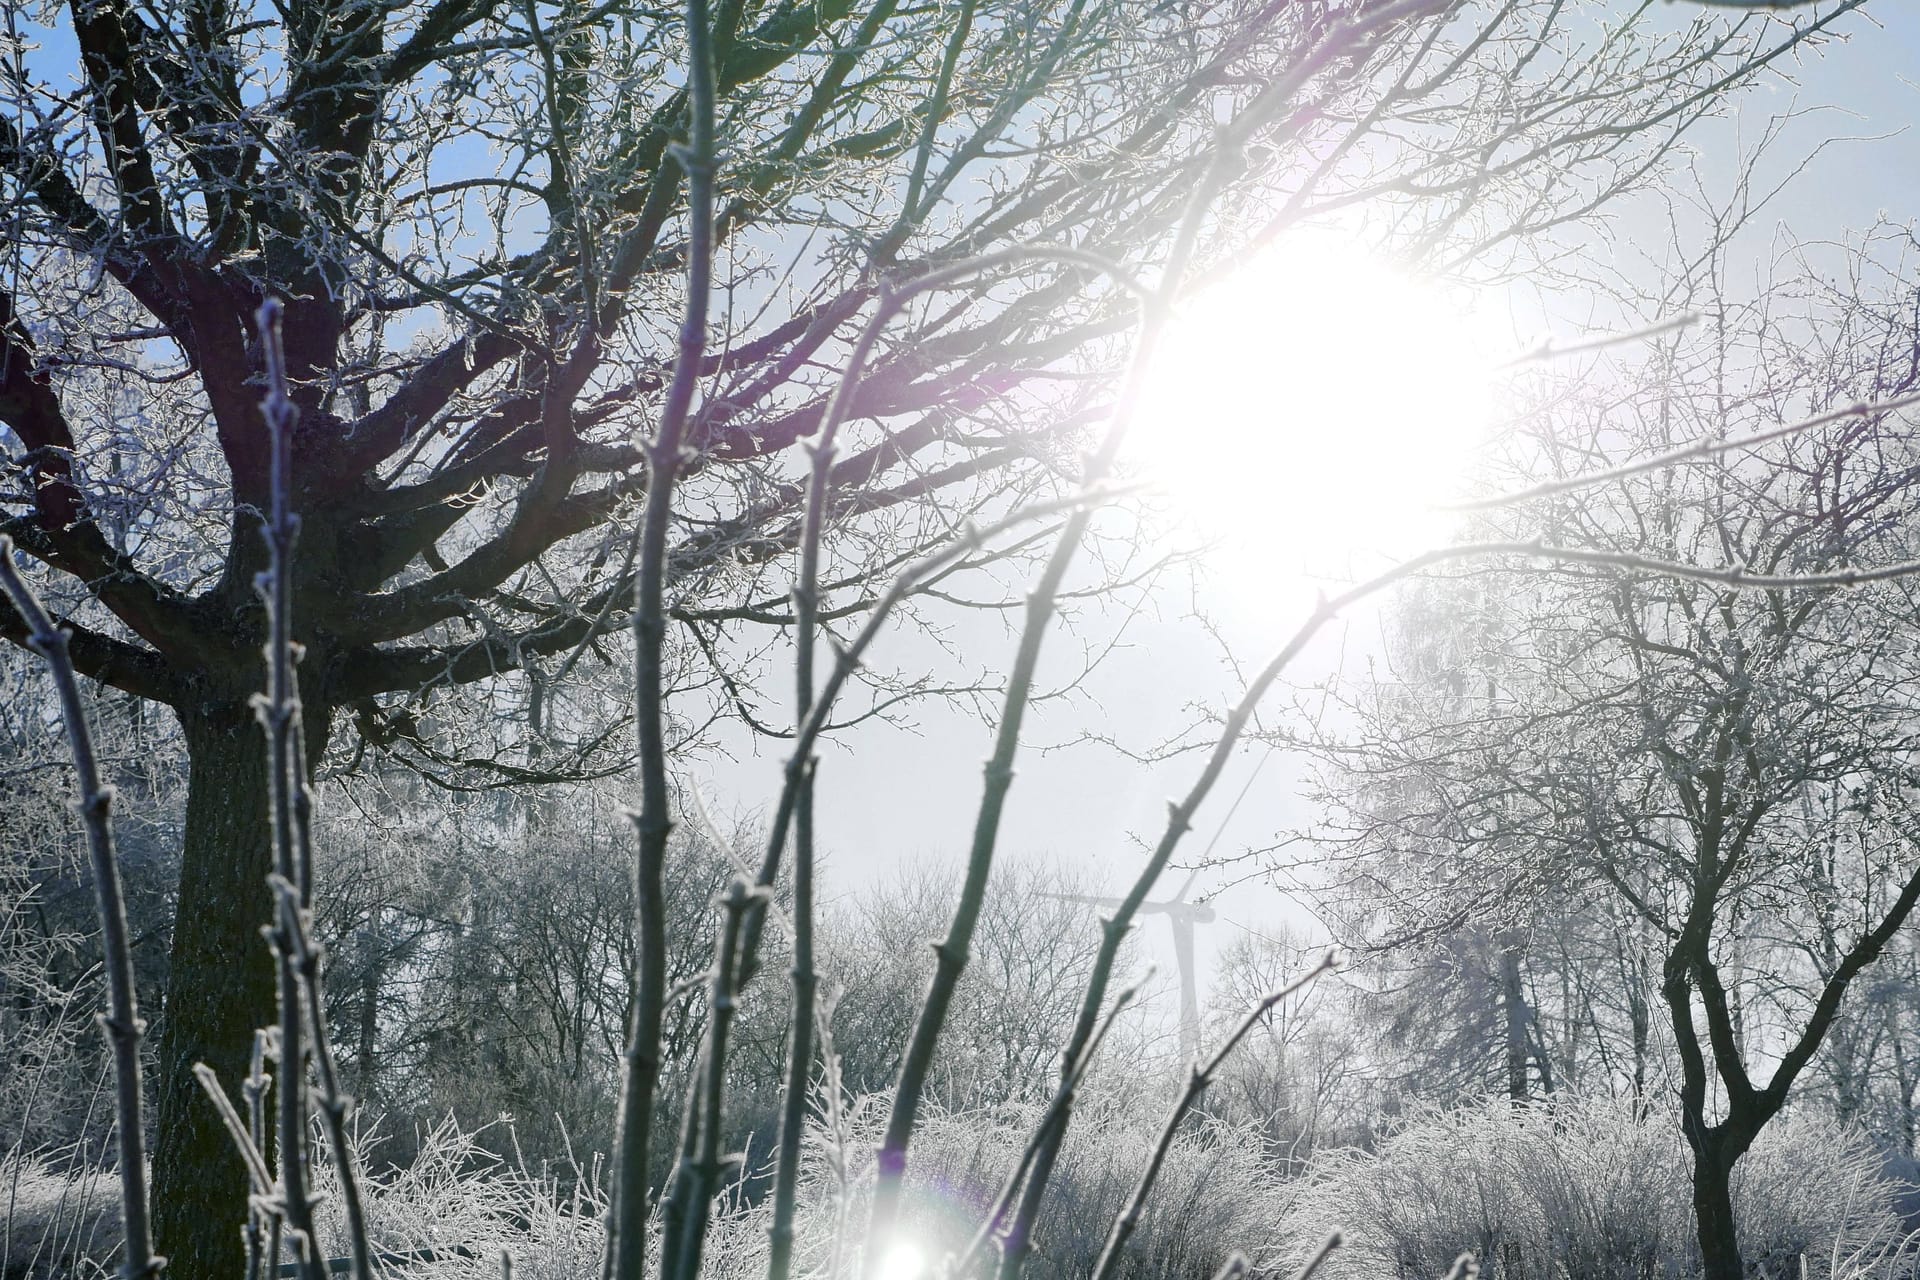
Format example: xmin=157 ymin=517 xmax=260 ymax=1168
xmin=1 ymin=1159 xmax=118 ymax=1280
xmin=1282 ymin=1094 xmax=1904 ymax=1280
xmin=860 ymin=1099 xmax=1292 ymax=1280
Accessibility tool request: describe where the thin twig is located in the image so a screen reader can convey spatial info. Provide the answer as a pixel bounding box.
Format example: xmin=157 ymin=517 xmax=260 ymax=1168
xmin=815 ymin=997 xmax=853 ymax=1280
xmin=764 ymin=758 xmax=817 ymax=1280
xmin=287 ymin=677 xmax=375 ymax=1280
xmin=0 ymin=544 xmax=161 ymax=1280
xmin=277 ymin=873 xmax=379 ymax=1280
xmin=250 ymin=298 xmax=324 ymax=1280
xmin=252 ymin=299 xmax=377 ymax=1280
xmin=191 ymin=1065 xmax=275 ymax=1197
xmin=245 ymin=1031 xmax=277 ymax=1280
xmin=1447 ymin=390 xmax=1920 ymax=512
xmin=666 ymin=879 xmax=761 ymax=1280
xmin=1495 ymin=311 xmax=1698 ymax=368
xmin=952 ymin=967 xmax=1153 ymax=1276
xmin=1293 ymin=1234 xmax=1342 ymax=1280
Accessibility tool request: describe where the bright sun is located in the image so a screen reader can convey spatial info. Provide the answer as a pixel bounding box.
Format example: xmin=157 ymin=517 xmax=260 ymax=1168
xmin=1127 ymin=231 xmax=1495 ymax=610
xmin=874 ymin=1240 xmax=928 ymax=1280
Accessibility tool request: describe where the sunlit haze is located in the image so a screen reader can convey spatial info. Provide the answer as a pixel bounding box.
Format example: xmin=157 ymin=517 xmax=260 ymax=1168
xmin=1128 ymin=231 xmax=1497 ymax=611
xmin=873 ymin=1240 xmax=927 ymax=1280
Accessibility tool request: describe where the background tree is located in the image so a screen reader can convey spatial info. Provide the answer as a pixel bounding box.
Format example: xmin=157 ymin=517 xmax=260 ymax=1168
xmin=822 ymin=862 xmax=1122 ymax=1108
xmin=1304 ymin=234 xmax=1920 ymax=1277
xmin=311 ymin=779 xmax=750 ymax=1179
xmin=0 ymin=648 xmax=181 ymax=1162
xmin=1803 ymin=924 xmax=1920 ymax=1163
xmin=0 ymin=0 xmax=1870 ymax=1270
xmin=1200 ymin=925 xmax=1368 ymax=1171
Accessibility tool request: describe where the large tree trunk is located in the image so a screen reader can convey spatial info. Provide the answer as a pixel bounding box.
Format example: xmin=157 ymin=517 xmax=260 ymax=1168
xmin=152 ymin=698 xmax=329 ymax=1280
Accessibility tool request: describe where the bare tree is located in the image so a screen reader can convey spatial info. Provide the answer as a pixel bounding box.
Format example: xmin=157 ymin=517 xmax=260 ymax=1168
xmin=821 ymin=862 xmax=1122 ymax=1107
xmin=0 ymin=0 xmax=1872 ymax=1270
xmin=1202 ymin=926 xmax=1367 ymax=1170
xmin=1307 ymin=240 xmax=1920 ymax=1277
xmin=311 ymin=779 xmax=748 ymax=1174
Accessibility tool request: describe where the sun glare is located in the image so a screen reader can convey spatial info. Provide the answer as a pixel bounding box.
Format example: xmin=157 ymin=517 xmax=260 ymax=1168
xmin=874 ymin=1240 xmax=928 ymax=1280
xmin=1128 ymin=231 xmax=1495 ymax=610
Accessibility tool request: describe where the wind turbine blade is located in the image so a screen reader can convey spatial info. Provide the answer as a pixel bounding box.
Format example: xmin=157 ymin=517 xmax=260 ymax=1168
xmin=1038 ymin=891 xmax=1127 ymax=909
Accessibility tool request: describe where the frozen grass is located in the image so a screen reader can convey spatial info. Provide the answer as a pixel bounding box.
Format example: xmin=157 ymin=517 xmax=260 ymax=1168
xmin=1281 ymin=1094 xmax=1909 ymax=1280
xmin=0 ymin=1159 xmax=116 ymax=1280
xmin=15 ymin=1093 xmax=1914 ymax=1280
xmin=305 ymin=1090 xmax=1294 ymax=1280
xmin=309 ymin=1117 xmax=608 ymax=1280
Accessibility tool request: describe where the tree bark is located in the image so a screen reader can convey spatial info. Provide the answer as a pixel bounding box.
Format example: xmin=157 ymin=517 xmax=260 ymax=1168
xmin=152 ymin=697 xmax=330 ymax=1280
xmin=356 ymin=906 xmax=382 ymax=1099
xmin=1628 ymin=989 xmax=1649 ymax=1106
xmin=1498 ymin=931 xmax=1529 ymax=1102
xmin=1688 ymin=1138 xmax=1742 ymax=1280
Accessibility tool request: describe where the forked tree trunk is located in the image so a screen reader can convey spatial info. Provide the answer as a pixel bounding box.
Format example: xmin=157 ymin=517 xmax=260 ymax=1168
xmin=152 ymin=698 xmax=330 ymax=1280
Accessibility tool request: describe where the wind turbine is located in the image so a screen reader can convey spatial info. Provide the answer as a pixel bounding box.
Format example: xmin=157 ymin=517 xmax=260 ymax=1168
xmin=1044 ymin=869 xmax=1216 ymax=1063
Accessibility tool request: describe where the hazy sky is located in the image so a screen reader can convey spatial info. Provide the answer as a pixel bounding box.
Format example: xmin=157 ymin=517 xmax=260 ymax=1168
xmin=702 ymin=3 xmax=1920 ymax=1045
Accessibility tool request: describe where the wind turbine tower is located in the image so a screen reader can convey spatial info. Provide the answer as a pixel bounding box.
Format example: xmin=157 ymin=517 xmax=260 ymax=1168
xmin=1045 ymin=869 xmax=1216 ymax=1063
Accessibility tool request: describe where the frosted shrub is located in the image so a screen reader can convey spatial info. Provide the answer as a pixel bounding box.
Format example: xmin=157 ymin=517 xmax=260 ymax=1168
xmin=814 ymin=1097 xmax=1293 ymax=1280
xmin=1282 ymin=1094 xmax=1903 ymax=1280
xmin=1 ymin=1160 xmax=117 ymax=1280
xmin=1729 ymin=1109 xmax=1908 ymax=1279
xmin=309 ymin=1118 xmax=607 ymax=1280
xmin=297 ymin=1090 xmax=1297 ymax=1280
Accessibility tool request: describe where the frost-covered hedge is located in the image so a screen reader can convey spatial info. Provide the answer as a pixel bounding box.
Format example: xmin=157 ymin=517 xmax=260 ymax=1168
xmin=1281 ymin=1094 xmax=1907 ymax=1280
